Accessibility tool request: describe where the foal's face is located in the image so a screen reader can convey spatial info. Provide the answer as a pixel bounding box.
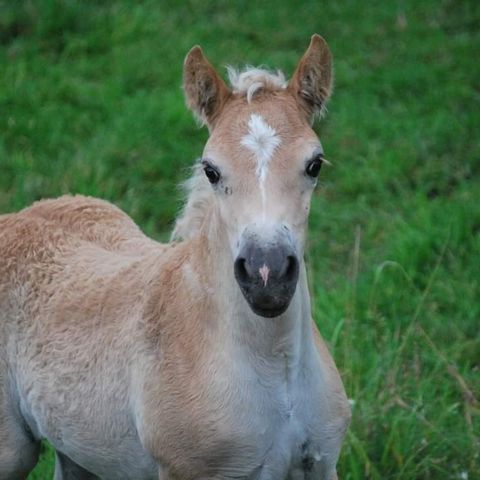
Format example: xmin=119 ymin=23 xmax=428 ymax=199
xmin=202 ymin=96 xmax=324 ymax=317
xmin=184 ymin=35 xmax=333 ymax=317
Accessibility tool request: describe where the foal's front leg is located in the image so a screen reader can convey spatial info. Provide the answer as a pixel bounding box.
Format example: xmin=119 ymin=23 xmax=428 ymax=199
xmin=54 ymin=451 xmax=98 ymax=480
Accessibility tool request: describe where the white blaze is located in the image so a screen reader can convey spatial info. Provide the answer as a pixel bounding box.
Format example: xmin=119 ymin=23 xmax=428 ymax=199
xmin=241 ymin=113 xmax=280 ymax=181
xmin=241 ymin=114 xmax=281 ymax=218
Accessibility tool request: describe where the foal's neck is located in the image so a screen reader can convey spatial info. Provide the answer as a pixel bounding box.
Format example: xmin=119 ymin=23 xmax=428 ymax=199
xmin=191 ymin=212 xmax=313 ymax=365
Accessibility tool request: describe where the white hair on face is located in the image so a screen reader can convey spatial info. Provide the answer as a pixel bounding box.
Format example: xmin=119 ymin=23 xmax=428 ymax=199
xmin=241 ymin=114 xmax=281 ymax=219
xmin=241 ymin=113 xmax=280 ymax=181
xmin=226 ymin=66 xmax=287 ymax=103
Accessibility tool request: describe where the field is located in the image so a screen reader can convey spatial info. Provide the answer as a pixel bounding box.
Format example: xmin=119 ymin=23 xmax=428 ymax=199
xmin=1 ymin=0 xmax=479 ymax=478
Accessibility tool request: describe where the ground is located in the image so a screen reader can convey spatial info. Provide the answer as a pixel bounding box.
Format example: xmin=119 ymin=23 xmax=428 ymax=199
xmin=0 ymin=1 xmax=479 ymax=478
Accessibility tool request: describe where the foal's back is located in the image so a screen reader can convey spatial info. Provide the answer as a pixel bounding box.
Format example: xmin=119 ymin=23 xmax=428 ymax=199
xmin=0 ymin=194 xmax=164 ymax=364
xmin=1 ymin=195 xmax=150 ymax=253
xmin=0 ymin=195 xmax=159 ymax=343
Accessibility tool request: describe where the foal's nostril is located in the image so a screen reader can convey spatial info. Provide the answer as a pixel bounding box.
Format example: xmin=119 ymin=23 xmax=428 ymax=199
xmin=284 ymin=255 xmax=298 ymax=282
xmin=234 ymin=257 xmax=249 ymax=284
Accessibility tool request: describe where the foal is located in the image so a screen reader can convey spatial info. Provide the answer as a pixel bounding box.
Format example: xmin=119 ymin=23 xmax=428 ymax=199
xmin=0 ymin=35 xmax=350 ymax=479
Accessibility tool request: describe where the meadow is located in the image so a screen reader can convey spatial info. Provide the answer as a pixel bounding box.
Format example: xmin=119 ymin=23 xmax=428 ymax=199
xmin=0 ymin=1 xmax=478 ymax=478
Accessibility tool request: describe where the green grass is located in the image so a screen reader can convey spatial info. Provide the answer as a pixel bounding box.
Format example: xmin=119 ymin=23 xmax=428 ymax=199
xmin=1 ymin=0 xmax=478 ymax=478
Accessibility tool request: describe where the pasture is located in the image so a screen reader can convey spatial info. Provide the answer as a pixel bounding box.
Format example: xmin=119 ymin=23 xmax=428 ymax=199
xmin=0 ymin=1 xmax=478 ymax=478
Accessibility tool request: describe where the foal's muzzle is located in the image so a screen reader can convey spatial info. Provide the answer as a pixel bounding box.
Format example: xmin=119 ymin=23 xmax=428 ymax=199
xmin=234 ymin=234 xmax=299 ymax=318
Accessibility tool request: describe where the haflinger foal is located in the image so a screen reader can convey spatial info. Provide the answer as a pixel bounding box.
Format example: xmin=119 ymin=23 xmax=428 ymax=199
xmin=0 ymin=35 xmax=350 ymax=479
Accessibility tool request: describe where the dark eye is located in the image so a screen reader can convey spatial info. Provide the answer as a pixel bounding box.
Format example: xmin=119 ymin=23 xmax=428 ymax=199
xmin=203 ymin=163 xmax=221 ymax=184
xmin=305 ymin=154 xmax=324 ymax=178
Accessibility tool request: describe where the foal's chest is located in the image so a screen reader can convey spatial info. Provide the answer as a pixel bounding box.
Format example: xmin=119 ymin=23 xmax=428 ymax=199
xmin=242 ymin=389 xmax=338 ymax=480
xmin=195 ymin=363 xmax=342 ymax=480
xmin=142 ymin=336 xmax=347 ymax=480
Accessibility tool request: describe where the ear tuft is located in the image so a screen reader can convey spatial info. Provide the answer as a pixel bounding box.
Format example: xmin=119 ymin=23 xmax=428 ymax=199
xmin=183 ymin=46 xmax=230 ymax=129
xmin=288 ymin=34 xmax=333 ymax=122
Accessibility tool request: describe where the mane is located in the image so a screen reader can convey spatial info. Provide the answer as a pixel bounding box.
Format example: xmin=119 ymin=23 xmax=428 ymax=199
xmin=171 ymin=66 xmax=288 ymax=241
xmin=171 ymin=162 xmax=212 ymax=241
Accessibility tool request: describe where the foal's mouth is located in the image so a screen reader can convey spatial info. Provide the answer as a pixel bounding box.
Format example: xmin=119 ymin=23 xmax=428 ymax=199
xmin=242 ymin=291 xmax=297 ymax=318
xmin=234 ymin=242 xmax=299 ymax=318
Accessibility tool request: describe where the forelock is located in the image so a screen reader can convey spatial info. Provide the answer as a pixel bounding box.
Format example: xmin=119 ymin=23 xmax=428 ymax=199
xmin=226 ymin=66 xmax=287 ymax=103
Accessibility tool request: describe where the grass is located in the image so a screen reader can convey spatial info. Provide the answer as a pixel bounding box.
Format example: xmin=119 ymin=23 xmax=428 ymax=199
xmin=1 ymin=0 xmax=478 ymax=478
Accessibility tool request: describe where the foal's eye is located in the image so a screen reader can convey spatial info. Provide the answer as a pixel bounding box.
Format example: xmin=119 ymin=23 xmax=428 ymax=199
xmin=305 ymin=154 xmax=324 ymax=178
xmin=203 ymin=163 xmax=221 ymax=184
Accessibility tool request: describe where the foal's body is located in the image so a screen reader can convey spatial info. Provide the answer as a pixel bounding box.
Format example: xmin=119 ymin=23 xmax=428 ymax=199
xmin=0 ymin=196 xmax=348 ymax=479
xmin=0 ymin=35 xmax=350 ymax=479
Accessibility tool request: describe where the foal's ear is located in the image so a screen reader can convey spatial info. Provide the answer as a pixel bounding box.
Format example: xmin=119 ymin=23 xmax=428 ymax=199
xmin=288 ymin=34 xmax=333 ymax=122
xmin=183 ymin=46 xmax=230 ymax=128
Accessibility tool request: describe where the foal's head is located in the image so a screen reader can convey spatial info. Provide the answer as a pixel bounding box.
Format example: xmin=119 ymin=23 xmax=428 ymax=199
xmin=182 ymin=35 xmax=333 ymax=318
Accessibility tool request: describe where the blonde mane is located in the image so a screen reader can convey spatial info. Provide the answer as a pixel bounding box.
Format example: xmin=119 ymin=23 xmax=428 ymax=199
xmin=172 ymin=66 xmax=288 ymax=241
xmin=171 ymin=162 xmax=212 ymax=241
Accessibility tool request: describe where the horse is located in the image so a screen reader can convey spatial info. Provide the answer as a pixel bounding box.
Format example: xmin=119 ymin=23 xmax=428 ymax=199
xmin=0 ymin=34 xmax=350 ymax=480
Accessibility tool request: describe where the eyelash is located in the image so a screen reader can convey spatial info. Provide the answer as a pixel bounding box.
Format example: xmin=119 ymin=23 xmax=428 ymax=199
xmin=305 ymin=154 xmax=324 ymax=178
xmin=202 ymin=161 xmax=221 ymax=184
